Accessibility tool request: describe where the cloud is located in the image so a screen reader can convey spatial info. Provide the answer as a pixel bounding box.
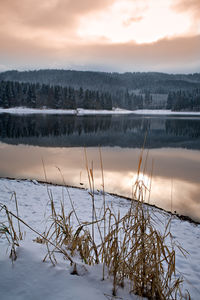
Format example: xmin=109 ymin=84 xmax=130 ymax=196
xmin=172 ymin=0 xmax=200 ymax=20
xmin=0 ymin=30 xmax=200 ymax=73
xmin=171 ymin=1 xmax=200 ymax=38
xmin=0 ymin=0 xmax=200 ymax=72
xmin=65 ymin=35 xmax=200 ymax=72
xmin=123 ymin=16 xmax=143 ymax=26
xmin=0 ymin=0 xmax=115 ymax=31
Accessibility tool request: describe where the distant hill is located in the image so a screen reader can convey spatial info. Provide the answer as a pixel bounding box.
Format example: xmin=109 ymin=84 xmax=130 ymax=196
xmin=0 ymin=69 xmax=200 ymax=93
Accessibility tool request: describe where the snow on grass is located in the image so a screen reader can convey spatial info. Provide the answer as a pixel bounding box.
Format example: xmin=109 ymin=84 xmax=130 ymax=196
xmin=1 ymin=107 xmax=200 ymax=116
xmin=0 ymin=178 xmax=200 ymax=299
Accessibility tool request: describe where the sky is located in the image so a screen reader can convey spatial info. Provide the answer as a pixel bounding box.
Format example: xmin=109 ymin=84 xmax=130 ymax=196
xmin=0 ymin=0 xmax=200 ymax=73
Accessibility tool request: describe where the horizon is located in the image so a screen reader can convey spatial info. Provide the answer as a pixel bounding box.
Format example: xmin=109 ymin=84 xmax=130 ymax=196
xmin=1 ymin=68 xmax=200 ymax=76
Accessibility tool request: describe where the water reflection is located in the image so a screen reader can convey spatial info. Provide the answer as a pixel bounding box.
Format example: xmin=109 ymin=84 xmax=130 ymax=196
xmin=0 ymin=143 xmax=199 ymax=222
xmin=0 ymin=113 xmax=200 ymax=149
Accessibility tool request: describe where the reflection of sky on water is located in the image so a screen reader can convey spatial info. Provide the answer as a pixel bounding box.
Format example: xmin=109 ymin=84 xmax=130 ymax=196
xmin=0 ymin=143 xmax=199 ymax=222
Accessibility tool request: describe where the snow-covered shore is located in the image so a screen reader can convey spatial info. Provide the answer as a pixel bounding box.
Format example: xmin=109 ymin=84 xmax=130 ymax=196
xmin=0 ymin=107 xmax=131 ymax=115
xmin=0 ymin=178 xmax=199 ymax=299
xmin=132 ymin=109 xmax=200 ymax=116
xmin=1 ymin=107 xmax=200 ymax=116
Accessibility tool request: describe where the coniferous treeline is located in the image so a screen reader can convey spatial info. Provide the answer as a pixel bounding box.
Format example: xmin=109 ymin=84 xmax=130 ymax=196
xmin=167 ymin=89 xmax=200 ymax=111
xmin=0 ymin=81 xmax=113 ymax=110
xmin=1 ymin=80 xmax=200 ymax=111
xmin=0 ymin=80 xmax=147 ymax=110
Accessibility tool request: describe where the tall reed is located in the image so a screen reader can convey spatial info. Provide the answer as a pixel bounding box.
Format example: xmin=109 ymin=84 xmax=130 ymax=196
xmin=39 ymin=147 xmax=188 ymax=299
xmin=0 ymin=147 xmax=190 ymax=299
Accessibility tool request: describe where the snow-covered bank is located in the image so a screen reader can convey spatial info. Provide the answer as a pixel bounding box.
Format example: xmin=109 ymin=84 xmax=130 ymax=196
xmin=1 ymin=107 xmax=200 ymax=116
xmin=0 ymin=178 xmax=200 ymax=299
xmin=0 ymin=107 xmax=77 ymax=115
xmin=132 ymin=109 xmax=200 ymax=115
xmin=0 ymin=107 xmax=132 ymax=115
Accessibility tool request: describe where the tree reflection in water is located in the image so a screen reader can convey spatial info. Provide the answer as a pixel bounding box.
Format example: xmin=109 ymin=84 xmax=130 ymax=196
xmin=0 ymin=113 xmax=200 ymax=149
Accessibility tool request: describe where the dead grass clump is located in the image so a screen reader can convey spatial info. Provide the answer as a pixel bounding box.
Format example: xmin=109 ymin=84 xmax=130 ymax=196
xmin=0 ymin=193 xmax=23 ymax=262
xmin=0 ymin=205 xmax=19 ymax=262
xmin=0 ymin=147 xmax=190 ymax=299
xmin=39 ymin=148 xmax=189 ymax=299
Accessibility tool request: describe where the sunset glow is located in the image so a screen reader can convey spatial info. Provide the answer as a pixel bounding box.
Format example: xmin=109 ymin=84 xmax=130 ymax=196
xmin=78 ymin=0 xmax=193 ymax=44
xmin=0 ymin=0 xmax=200 ymax=72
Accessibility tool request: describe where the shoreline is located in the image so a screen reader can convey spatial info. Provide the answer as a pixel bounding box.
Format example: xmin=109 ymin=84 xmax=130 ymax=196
xmin=1 ymin=107 xmax=200 ymax=116
xmin=1 ymin=176 xmax=199 ymax=225
xmin=1 ymin=176 xmax=200 ymax=299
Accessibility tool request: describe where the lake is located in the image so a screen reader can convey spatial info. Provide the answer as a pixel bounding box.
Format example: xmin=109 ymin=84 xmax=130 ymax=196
xmin=0 ymin=112 xmax=200 ymax=222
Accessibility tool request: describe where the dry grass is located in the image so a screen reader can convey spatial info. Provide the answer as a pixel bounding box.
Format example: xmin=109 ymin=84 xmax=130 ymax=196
xmin=0 ymin=192 xmax=23 ymax=261
xmin=38 ymin=148 xmax=189 ymax=299
xmin=0 ymin=148 xmax=190 ymax=299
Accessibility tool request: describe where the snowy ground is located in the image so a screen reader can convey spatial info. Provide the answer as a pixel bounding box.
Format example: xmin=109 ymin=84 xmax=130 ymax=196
xmin=0 ymin=107 xmax=132 ymax=115
xmin=0 ymin=178 xmax=200 ymax=299
xmin=0 ymin=107 xmax=200 ymax=116
xmin=132 ymin=109 xmax=200 ymax=116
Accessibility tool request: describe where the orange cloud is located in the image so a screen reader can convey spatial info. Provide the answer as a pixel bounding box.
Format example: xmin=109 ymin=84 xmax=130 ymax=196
xmin=0 ymin=30 xmax=200 ymax=73
xmin=173 ymin=0 xmax=200 ymax=13
xmin=172 ymin=0 xmax=200 ymax=21
xmin=0 ymin=0 xmax=115 ymax=30
xmin=0 ymin=0 xmax=200 ymax=72
xmin=71 ymin=35 xmax=200 ymax=72
xmin=123 ymin=16 xmax=143 ymax=26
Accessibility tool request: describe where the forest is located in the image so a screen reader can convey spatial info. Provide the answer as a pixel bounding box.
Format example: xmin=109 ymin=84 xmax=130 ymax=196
xmin=1 ymin=69 xmax=200 ymax=93
xmin=0 ymin=81 xmax=112 ymax=110
xmin=167 ymin=89 xmax=200 ymax=111
xmin=0 ymin=80 xmax=147 ymax=110
xmin=0 ymin=69 xmax=200 ymax=111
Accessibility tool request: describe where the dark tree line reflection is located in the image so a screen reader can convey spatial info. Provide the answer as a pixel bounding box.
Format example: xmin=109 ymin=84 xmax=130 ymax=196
xmin=165 ymin=119 xmax=200 ymax=138
xmin=0 ymin=113 xmax=200 ymax=149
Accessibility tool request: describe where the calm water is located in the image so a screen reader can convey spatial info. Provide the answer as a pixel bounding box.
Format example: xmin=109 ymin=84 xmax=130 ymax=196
xmin=0 ymin=113 xmax=200 ymax=221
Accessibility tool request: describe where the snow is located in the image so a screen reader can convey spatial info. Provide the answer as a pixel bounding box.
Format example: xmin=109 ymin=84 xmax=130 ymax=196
xmin=1 ymin=240 xmax=135 ymax=300
xmin=0 ymin=107 xmax=200 ymax=116
xmin=132 ymin=109 xmax=200 ymax=116
xmin=0 ymin=178 xmax=200 ymax=299
xmin=0 ymin=107 xmax=133 ymax=115
xmin=0 ymin=107 xmax=77 ymax=115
